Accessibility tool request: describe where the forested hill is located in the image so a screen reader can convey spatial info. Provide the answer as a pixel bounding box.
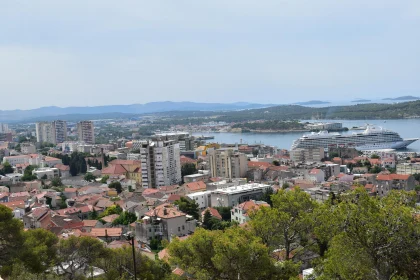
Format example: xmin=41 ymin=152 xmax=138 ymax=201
xmin=160 ymin=100 xmax=420 ymax=121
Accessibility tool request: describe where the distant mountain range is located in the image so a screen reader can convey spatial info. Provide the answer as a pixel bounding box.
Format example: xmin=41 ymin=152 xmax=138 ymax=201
xmin=382 ymin=95 xmax=419 ymax=101
xmin=0 ymin=102 xmax=276 ymax=122
xmin=292 ymin=100 xmax=330 ymax=105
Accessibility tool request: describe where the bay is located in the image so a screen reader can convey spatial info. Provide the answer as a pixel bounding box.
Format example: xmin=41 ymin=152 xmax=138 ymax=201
xmin=193 ymin=119 xmax=420 ymax=152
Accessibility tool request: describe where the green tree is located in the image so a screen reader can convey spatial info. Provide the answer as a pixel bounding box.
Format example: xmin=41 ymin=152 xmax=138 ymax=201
xmin=315 ymin=189 xmax=420 ymax=280
xmin=99 ymin=205 xmax=122 ymax=218
xmin=0 ymin=205 xmax=24 ymax=273
xmin=259 ymin=187 xmax=275 ymax=206
xmin=109 ymin=181 xmax=123 ymax=194
xmin=214 ymin=206 xmax=231 ymax=221
xmin=370 ymin=154 xmax=380 ymax=159
xmin=80 ymin=158 xmax=88 ymax=173
xmin=70 ymin=161 xmax=78 ymax=176
xmin=272 ymin=160 xmax=280 ymax=166
xmin=174 ymin=197 xmax=199 ymax=220
xmin=112 ymin=211 xmax=137 ymax=225
xmin=249 ymin=187 xmax=316 ymax=261
xmin=84 ymin=173 xmax=96 ymax=182
xmin=57 ymin=236 xmax=107 ymax=279
xmin=101 ymin=175 xmax=109 ymax=183
xmin=181 ymin=163 xmax=197 ymax=178
xmin=97 ymin=246 xmax=171 ymax=280
xmin=51 ymin=177 xmax=62 ymax=187
xmin=21 ymin=165 xmax=38 ymax=181
xmin=168 ymin=227 xmax=280 ymax=280
xmin=202 ymin=210 xmax=212 ymax=229
xmin=1 ymin=161 xmax=14 ymax=174
xmin=20 ymin=229 xmax=58 ymax=274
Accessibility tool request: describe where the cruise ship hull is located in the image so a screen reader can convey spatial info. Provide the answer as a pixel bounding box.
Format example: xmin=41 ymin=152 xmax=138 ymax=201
xmin=291 ymin=126 xmax=418 ymax=151
xmin=356 ymin=138 xmax=418 ymax=151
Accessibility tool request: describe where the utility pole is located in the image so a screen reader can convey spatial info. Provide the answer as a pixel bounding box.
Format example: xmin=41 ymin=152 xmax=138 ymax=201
xmin=124 ymin=231 xmax=137 ymax=279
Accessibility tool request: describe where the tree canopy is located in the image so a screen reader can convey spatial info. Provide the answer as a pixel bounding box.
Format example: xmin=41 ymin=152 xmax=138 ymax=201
xmin=174 ymin=197 xmax=199 ymax=220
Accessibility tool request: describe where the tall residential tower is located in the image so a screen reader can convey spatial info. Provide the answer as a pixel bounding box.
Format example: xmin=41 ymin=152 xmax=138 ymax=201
xmin=77 ymin=121 xmax=95 ymax=144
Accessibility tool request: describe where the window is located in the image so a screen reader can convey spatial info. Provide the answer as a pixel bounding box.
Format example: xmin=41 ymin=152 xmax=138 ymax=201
xmin=182 ymin=225 xmax=185 ymax=230
xmin=178 ymin=227 xmax=181 ymax=232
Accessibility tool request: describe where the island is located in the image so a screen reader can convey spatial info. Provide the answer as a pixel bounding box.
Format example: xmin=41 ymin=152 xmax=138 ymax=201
xmin=351 ymin=99 xmax=371 ymax=103
xmin=382 ymin=95 xmax=419 ymax=101
xmin=293 ymin=100 xmax=330 ymax=105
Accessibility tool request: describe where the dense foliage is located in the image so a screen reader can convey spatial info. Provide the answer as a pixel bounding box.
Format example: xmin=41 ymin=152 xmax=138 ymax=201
xmin=174 ymin=197 xmax=199 ymax=220
xmin=169 ymin=188 xmax=420 ymax=280
xmin=231 ymin=120 xmax=305 ymax=131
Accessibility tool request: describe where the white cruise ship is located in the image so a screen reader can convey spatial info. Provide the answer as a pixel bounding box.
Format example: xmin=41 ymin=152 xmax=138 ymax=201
xmin=291 ymin=125 xmax=418 ymax=151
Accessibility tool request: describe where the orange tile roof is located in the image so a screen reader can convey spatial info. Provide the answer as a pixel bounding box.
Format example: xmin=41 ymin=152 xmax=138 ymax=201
xmin=145 ymin=203 xmax=186 ymax=219
xmin=377 ymin=174 xmax=411 ymax=181
xmin=180 ymin=156 xmax=197 ymax=165
xmin=101 ymin=214 xmax=120 ymax=223
xmin=83 ymin=220 xmax=99 ymax=227
xmin=64 ymin=188 xmax=77 ymax=193
xmin=248 ymin=161 xmax=273 ymax=169
xmin=101 ymin=164 xmax=127 ymax=175
xmin=236 ymin=200 xmax=270 ymax=213
xmin=201 ymin=207 xmax=222 ymax=220
xmin=0 ymin=200 xmax=25 ymax=210
xmin=90 ymin=228 xmax=122 ymax=237
xmin=184 ymin=181 xmax=206 ymax=192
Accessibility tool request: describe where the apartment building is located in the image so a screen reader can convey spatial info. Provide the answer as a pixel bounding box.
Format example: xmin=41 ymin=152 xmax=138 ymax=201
xmin=35 ymin=120 xmax=67 ymax=144
xmin=139 ymin=140 xmax=182 ymax=188
xmin=209 ymin=148 xmax=248 ymax=179
xmin=52 ymin=120 xmax=67 ymax=143
xmin=136 ymin=203 xmax=196 ymax=242
xmin=77 ymin=121 xmax=95 ymax=144
xmin=396 ymin=163 xmax=420 ymax=175
xmin=20 ymin=143 xmax=36 ymax=154
xmin=290 ymin=147 xmax=325 ymax=162
xmin=36 ymin=122 xmax=55 ymax=143
xmin=0 ymin=123 xmax=9 ymax=133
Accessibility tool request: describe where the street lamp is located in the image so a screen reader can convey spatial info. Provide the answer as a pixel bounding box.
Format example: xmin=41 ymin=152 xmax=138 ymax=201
xmin=124 ymin=231 xmax=137 ymax=279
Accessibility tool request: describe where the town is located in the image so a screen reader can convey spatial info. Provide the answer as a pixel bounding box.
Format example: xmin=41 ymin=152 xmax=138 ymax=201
xmin=0 ymin=119 xmax=419 ymax=279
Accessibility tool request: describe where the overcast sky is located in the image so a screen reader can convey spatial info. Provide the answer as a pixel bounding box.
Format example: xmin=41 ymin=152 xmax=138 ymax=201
xmin=1 ymin=1 xmax=419 ymax=110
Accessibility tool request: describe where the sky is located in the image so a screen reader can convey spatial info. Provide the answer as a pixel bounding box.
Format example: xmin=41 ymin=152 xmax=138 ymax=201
xmin=1 ymin=1 xmax=420 ymax=110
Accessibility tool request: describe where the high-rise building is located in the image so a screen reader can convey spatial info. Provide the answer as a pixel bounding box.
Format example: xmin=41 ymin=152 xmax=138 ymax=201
xmin=52 ymin=120 xmax=67 ymax=144
xmin=0 ymin=123 xmax=9 ymax=133
xmin=153 ymin=132 xmax=197 ymax=151
xmin=35 ymin=122 xmax=55 ymax=144
xmin=77 ymin=121 xmax=95 ymax=144
xmin=209 ymin=148 xmax=248 ymax=179
xmin=139 ymin=140 xmax=181 ymax=188
xmin=36 ymin=121 xmax=67 ymax=144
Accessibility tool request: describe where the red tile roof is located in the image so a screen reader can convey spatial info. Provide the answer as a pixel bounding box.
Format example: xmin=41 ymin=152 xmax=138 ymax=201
xmin=377 ymin=174 xmax=411 ymax=181
xmin=83 ymin=220 xmax=99 ymax=227
xmin=201 ymin=207 xmax=222 ymax=220
xmin=142 ymin=188 xmax=160 ymax=196
xmin=248 ymin=161 xmax=273 ymax=169
xmin=184 ymin=181 xmax=206 ymax=192
xmin=0 ymin=200 xmax=25 ymax=210
xmin=180 ymin=156 xmax=197 ymax=165
xmin=64 ymin=188 xmax=77 ymax=193
xmin=166 ymin=194 xmax=182 ymax=203
xmin=90 ymin=228 xmax=122 ymax=237
xmin=101 ymin=164 xmax=127 ymax=175
xmin=309 ymin=168 xmax=322 ymax=175
xmin=101 ymin=214 xmax=120 ymax=223
xmin=145 ymin=203 xmax=186 ymax=219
